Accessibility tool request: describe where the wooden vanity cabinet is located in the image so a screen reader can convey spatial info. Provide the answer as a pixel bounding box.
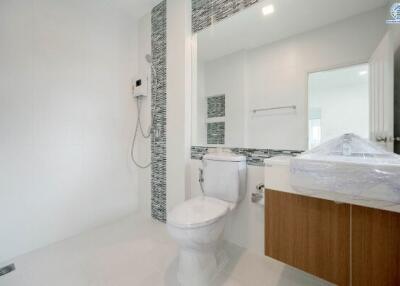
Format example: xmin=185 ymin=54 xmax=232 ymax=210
xmin=264 ymin=190 xmax=350 ymax=286
xmin=265 ymin=189 xmax=400 ymax=286
xmin=351 ymin=205 xmax=400 ymax=286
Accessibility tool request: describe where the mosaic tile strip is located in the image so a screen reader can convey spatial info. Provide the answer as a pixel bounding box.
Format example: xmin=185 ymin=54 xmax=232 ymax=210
xmin=207 ymin=122 xmax=225 ymax=144
xmin=192 ymin=0 xmax=259 ymax=33
xmin=151 ymin=0 xmax=167 ymax=223
xmin=207 ymin=95 xmax=225 ymax=118
xmin=191 ymin=146 xmax=303 ymax=166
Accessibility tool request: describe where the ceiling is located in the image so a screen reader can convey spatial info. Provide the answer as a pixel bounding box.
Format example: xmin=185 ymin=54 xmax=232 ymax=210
xmin=110 ymin=0 xmax=162 ymax=19
xmin=197 ymin=0 xmax=389 ymax=62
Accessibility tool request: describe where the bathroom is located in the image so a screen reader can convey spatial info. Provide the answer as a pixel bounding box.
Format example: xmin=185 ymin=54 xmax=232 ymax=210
xmin=1 ymin=0 xmax=400 ymax=285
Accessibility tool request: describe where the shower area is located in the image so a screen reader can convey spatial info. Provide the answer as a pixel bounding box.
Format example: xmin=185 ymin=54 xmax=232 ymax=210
xmin=135 ymin=0 xmax=167 ymax=223
xmin=0 ymin=0 xmax=167 ymax=267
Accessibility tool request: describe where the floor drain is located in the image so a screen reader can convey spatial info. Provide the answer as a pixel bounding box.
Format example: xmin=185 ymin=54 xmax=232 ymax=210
xmin=0 ymin=264 xmax=15 ymax=277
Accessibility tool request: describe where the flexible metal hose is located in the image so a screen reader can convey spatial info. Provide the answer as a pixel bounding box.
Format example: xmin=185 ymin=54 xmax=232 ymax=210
xmin=130 ymin=98 xmax=152 ymax=168
xmin=130 ymin=64 xmax=157 ymax=169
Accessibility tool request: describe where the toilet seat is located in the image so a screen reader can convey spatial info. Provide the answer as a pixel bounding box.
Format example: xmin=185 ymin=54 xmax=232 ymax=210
xmin=167 ymin=196 xmax=230 ymax=228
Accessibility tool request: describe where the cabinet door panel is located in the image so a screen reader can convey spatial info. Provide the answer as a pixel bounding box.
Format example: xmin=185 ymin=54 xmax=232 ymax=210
xmin=265 ymin=190 xmax=350 ymax=286
xmin=352 ymin=205 xmax=400 ymax=286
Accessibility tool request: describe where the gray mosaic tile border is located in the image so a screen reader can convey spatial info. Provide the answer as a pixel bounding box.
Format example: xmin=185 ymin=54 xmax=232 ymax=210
xmin=151 ymin=0 xmax=167 ymax=223
xmin=207 ymin=95 xmax=225 ymax=118
xmin=192 ymin=0 xmax=259 ymax=33
xmin=191 ymin=146 xmax=303 ymax=166
xmin=207 ymin=122 xmax=225 ymax=144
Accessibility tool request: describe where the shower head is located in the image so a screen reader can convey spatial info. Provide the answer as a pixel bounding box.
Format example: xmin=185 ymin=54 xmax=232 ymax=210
xmin=145 ymin=54 xmax=152 ymax=63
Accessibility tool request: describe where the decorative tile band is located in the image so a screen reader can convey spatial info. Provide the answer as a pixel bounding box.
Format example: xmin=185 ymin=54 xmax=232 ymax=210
xmin=192 ymin=0 xmax=259 ymax=33
xmin=151 ymin=0 xmax=167 ymax=223
xmin=191 ymin=146 xmax=303 ymax=166
xmin=207 ymin=122 xmax=225 ymax=144
xmin=207 ymin=95 xmax=225 ymax=118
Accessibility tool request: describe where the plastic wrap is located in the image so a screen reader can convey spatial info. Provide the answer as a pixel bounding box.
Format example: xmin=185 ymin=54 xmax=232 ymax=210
xmin=290 ymin=134 xmax=400 ymax=205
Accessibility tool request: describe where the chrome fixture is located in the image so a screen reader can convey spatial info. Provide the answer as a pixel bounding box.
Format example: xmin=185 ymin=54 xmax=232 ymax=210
xmin=130 ymin=54 xmax=157 ymax=169
xmin=376 ymin=136 xmax=388 ymax=143
xmin=376 ymin=136 xmax=400 ymax=143
xmin=252 ymin=105 xmax=296 ymax=114
xmin=251 ymin=183 xmax=265 ymax=203
xmin=199 ymin=168 xmax=205 ymax=194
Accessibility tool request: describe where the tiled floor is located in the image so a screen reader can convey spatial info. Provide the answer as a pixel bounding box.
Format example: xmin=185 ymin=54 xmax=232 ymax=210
xmin=1 ymin=215 xmax=333 ymax=286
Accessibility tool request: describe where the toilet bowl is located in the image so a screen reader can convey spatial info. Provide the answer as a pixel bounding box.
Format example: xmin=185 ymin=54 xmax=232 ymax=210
xmin=167 ymin=196 xmax=233 ymax=286
xmin=167 ymin=152 xmax=247 ymax=286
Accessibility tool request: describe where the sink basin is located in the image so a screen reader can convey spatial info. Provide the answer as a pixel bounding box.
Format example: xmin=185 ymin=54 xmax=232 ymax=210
xmin=290 ymin=134 xmax=400 ymax=205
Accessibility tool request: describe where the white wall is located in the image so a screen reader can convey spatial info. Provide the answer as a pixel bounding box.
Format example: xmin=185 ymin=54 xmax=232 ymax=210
xmin=309 ymin=81 xmax=369 ymax=144
xmin=0 ymin=0 xmax=139 ymax=263
xmin=190 ymin=8 xmax=387 ymax=255
xmin=246 ymin=8 xmax=386 ymax=150
xmin=193 ymin=59 xmax=207 ymax=145
xmin=137 ymin=12 xmax=153 ymax=218
xmin=166 ymin=0 xmax=192 ymax=211
xmin=198 ymin=51 xmax=246 ymax=147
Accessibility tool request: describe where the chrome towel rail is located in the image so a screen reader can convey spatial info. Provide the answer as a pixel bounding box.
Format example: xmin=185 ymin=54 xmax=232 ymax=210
xmin=252 ymin=105 xmax=296 ymax=114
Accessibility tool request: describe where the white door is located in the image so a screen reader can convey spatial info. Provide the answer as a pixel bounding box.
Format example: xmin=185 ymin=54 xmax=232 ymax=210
xmin=369 ymin=31 xmax=395 ymax=151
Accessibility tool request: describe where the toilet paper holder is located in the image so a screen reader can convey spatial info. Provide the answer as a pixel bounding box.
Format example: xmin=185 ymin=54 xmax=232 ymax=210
xmin=251 ymin=183 xmax=265 ymax=203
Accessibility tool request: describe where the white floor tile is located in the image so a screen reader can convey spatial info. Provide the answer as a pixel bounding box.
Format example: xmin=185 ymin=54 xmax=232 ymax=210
xmin=0 ymin=214 xmax=333 ymax=286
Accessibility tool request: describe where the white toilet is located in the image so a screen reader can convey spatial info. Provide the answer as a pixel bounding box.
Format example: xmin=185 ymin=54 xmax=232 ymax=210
xmin=167 ymin=152 xmax=247 ymax=286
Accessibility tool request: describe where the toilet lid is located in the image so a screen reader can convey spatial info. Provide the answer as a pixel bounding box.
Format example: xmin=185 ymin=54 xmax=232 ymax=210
xmin=167 ymin=196 xmax=229 ymax=228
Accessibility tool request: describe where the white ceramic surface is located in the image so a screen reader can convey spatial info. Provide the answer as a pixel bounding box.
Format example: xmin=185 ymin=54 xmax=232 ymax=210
xmin=264 ymin=156 xmax=294 ymax=193
xmin=167 ymin=153 xmax=247 ymax=286
xmin=168 ymin=196 xmax=229 ymax=228
xmin=202 ymin=153 xmax=247 ymax=203
xmin=167 ymin=212 xmax=227 ymax=286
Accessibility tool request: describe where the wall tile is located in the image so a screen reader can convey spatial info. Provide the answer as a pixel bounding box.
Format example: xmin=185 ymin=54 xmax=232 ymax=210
xmin=151 ymin=0 xmax=167 ymax=223
xmin=191 ymin=146 xmax=303 ymax=166
xmin=207 ymin=95 xmax=225 ymax=118
xmin=207 ymin=122 xmax=225 ymax=144
xmin=192 ymin=0 xmax=259 ymax=33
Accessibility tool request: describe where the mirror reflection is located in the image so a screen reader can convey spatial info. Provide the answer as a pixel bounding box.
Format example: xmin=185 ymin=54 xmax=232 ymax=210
xmin=192 ymin=0 xmax=398 ymax=152
xmin=308 ymin=64 xmax=370 ymax=149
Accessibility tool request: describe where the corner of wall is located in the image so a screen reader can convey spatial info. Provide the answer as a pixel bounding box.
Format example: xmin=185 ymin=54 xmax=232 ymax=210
xmin=166 ymin=0 xmax=192 ymax=212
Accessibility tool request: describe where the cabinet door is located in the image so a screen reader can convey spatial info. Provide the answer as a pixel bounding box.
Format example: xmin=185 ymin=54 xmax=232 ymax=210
xmin=352 ymin=205 xmax=400 ymax=286
xmin=265 ymin=190 xmax=350 ymax=286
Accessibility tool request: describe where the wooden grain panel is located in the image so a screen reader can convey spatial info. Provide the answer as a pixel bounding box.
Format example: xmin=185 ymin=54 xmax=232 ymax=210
xmin=265 ymin=190 xmax=350 ymax=286
xmin=352 ymin=205 xmax=400 ymax=286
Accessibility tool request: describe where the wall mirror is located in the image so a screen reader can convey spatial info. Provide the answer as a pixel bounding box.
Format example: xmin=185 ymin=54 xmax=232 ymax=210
xmin=308 ymin=64 xmax=370 ymax=149
xmin=191 ymin=0 xmax=399 ymax=152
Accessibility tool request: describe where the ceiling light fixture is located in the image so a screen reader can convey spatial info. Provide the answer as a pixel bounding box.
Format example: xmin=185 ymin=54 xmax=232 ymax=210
xmin=262 ymin=4 xmax=275 ymax=16
xmin=359 ymin=71 xmax=368 ymax=76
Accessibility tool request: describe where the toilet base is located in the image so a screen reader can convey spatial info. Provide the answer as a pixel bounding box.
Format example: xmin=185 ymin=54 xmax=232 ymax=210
xmin=177 ymin=245 xmax=228 ymax=286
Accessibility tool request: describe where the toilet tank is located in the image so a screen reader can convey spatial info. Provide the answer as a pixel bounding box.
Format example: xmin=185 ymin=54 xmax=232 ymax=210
xmin=202 ymin=153 xmax=247 ymax=203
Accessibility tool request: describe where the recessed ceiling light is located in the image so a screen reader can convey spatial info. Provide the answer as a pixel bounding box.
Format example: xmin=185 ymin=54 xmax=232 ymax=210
xmin=262 ymin=5 xmax=275 ymax=16
xmin=359 ymin=71 xmax=368 ymax=76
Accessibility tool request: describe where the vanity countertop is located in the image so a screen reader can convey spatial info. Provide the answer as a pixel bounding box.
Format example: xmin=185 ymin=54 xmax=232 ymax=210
xmin=264 ymin=157 xmax=400 ymax=214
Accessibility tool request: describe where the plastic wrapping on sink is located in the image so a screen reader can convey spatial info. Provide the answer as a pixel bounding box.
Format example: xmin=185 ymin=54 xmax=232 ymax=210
xmin=290 ymin=134 xmax=400 ymax=204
